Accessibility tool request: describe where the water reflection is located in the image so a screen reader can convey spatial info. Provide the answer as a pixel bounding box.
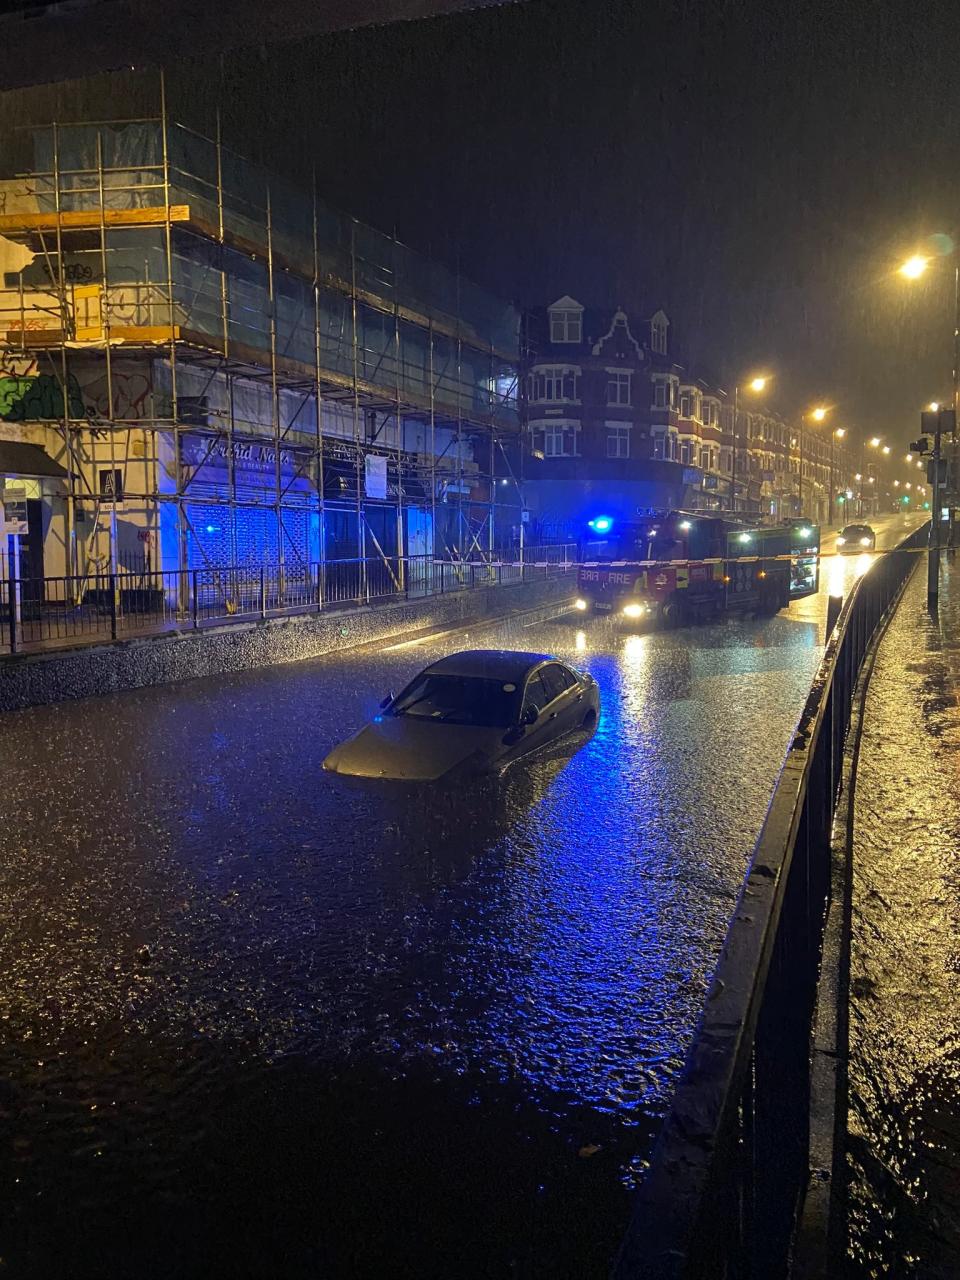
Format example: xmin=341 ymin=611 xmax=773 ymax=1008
xmin=0 ymin=600 xmax=836 ymax=1277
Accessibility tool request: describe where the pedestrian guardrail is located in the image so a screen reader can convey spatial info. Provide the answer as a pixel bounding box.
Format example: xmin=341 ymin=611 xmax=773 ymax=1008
xmin=1 ymin=546 xmax=576 ymax=657
xmin=613 ymin=521 xmax=931 ymax=1279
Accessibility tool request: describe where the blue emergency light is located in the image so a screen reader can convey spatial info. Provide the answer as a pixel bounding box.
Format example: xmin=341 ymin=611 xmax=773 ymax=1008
xmin=588 ymin=515 xmax=613 ymax=533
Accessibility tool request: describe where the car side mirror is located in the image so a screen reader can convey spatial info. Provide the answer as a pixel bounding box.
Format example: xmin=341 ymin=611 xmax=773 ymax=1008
xmin=522 ymin=705 xmax=539 ymax=726
xmin=379 ymin=693 xmax=393 ymax=710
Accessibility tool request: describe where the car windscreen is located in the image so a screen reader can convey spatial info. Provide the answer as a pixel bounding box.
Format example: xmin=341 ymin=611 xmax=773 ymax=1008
xmin=387 ymin=674 xmax=521 ymax=727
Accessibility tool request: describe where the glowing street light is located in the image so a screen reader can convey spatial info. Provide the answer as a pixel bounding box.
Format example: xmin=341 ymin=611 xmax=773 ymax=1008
xmin=811 ymin=406 xmax=827 ymax=422
xmin=855 ymin=472 xmax=862 ymax=481
xmin=906 ymin=453 xmax=913 ymax=461
xmin=882 ymin=445 xmax=891 ymax=455
xmin=869 ymin=436 xmax=882 ymax=448
xmin=929 ymin=401 xmax=940 ymax=412
xmin=834 ymin=427 xmax=846 ymax=439
xmin=894 ymin=480 xmax=900 ymax=487
xmin=731 ymin=373 xmax=771 ymax=514
xmin=899 ymin=254 xmax=929 ymax=279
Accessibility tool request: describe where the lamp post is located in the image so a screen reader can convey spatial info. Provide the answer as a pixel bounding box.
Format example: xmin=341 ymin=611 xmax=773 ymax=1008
xmin=829 ymin=427 xmax=846 ymax=526
xmin=899 ymin=251 xmax=960 ymax=595
xmin=730 ymin=375 xmax=768 ymax=515
xmin=798 ymin=406 xmax=827 ymax=520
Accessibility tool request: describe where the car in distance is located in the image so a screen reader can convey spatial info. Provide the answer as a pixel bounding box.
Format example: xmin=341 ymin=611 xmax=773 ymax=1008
xmin=836 ymin=523 xmax=876 ymax=553
xmin=322 ymin=649 xmax=600 ymax=782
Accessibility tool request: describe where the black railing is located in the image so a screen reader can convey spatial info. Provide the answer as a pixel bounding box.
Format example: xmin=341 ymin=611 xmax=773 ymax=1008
xmin=0 ymin=547 xmax=575 ymax=657
xmin=614 ymin=523 xmax=931 ymax=1280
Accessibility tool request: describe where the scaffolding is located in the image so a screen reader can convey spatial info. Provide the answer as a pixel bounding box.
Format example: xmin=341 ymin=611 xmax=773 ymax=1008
xmin=0 ymin=72 xmax=522 ymax=589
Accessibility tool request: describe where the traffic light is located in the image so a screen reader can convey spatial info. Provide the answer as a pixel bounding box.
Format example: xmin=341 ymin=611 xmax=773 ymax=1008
xmin=927 ymin=458 xmax=948 ymax=484
xmin=911 ymin=437 xmax=931 ymax=455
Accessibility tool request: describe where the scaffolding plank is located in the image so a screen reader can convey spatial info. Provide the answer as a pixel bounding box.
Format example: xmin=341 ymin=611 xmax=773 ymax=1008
xmin=0 ymin=205 xmax=191 ymax=235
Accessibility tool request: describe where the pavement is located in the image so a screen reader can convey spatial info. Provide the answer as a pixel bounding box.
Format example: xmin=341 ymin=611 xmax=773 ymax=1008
xmin=847 ymin=544 xmax=960 ymax=1277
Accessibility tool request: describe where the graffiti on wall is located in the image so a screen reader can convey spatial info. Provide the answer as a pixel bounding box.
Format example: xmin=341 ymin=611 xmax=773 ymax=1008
xmin=0 ymin=371 xmax=85 ymax=421
xmin=0 ymin=366 xmax=150 ymax=423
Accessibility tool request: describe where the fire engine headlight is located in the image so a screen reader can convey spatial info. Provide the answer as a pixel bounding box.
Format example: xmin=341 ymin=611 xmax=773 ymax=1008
xmin=860 ymin=536 xmax=871 ymax=547
xmin=836 ymin=536 xmax=846 ymax=545
xmin=575 ymin=598 xmax=588 ymax=611
xmin=623 ymin=603 xmax=645 ymax=618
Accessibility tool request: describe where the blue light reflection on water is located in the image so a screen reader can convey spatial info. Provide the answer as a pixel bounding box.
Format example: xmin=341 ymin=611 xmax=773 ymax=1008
xmin=0 ymin=602 xmax=832 ymax=1272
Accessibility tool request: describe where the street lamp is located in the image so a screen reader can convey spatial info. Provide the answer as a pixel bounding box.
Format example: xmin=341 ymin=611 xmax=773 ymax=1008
xmin=898 ymin=247 xmax=959 ymax=608
xmin=798 ymin=404 xmax=830 ymax=520
xmin=899 ymin=254 xmax=929 ymax=279
xmin=730 ymin=374 xmax=769 ymax=515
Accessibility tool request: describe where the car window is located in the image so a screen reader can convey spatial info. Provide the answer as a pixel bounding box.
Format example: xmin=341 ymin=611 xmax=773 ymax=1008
xmin=540 ymin=664 xmax=572 ymax=701
xmin=388 ymin=674 xmax=520 ymax=727
xmin=557 ymin=664 xmax=581 ymax=690
xmin=523 ymin=670 xmax=553 ymax=714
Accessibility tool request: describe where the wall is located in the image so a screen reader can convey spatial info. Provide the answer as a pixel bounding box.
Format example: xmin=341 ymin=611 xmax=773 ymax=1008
xmin=0 ymin=570 xmax=575 ymax=713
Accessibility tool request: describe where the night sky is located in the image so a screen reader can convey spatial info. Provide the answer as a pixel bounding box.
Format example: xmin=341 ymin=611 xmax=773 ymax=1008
xmin=19 ymin=0 xmax=960 ymax=443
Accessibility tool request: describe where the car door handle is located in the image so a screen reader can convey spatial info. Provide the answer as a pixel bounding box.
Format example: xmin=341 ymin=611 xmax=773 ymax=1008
xmin=548 ymin=711 xmax=558 ymax=720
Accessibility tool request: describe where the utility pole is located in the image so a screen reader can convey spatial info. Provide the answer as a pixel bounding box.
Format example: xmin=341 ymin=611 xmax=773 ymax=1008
xmin=916 ymin=407 xmax=953 ymax=611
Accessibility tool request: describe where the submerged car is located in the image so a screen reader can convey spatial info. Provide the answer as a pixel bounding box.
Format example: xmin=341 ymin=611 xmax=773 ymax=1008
xmin=322 ymin=649 xmax=600 ymax=782
xmin=836 ymin=523 xmax=876 ymax=553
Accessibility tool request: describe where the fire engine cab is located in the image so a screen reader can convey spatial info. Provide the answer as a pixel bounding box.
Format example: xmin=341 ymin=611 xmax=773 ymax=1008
xmin=574 ymin=511 xmax=819 ymax=627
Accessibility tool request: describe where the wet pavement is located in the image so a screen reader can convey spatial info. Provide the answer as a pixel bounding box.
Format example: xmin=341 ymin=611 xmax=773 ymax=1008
xmin=847 ymin=549 xmax=960 ymax=1278
xmin=0 ymin=514 xmax=922 ymax=1279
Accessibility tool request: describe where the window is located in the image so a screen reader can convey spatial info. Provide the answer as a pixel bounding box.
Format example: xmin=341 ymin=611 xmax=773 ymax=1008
xmin=651 ymin=315 xmax=668 ymax=354
xmin=523 ymin=670 xmax=553 ymax=715
xmin=606 ymin=425 xmax=630 ymax=458
xmin=528 ymin=366 xmax=580 ymax=402
xmin=549 ymin=309 xmax=582 ymax=343
xmin=679 ymin=441 xmax=692 ymax=465
xmin=679 ymin=393 xmax=691 ymax=418
xmin=607 ymin=370 xmax=632 ymax=406
xmin=541 ymin=422 xmax=580 ymax=457
xmin=653 ymin=432 xmax=666 ymax=459
xmin=388 ymin=674 xmax=520 ymax=728
xmin=539 ymin=664 xmax=571 ymax=702
xmin=654 ymin=381 xmax=668 ymax=408
xmin=699 ymin=448 xmax=710 ymax=469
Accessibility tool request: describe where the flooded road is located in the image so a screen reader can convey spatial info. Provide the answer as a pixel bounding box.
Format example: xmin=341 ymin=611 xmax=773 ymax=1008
xmin=0 ymin=516 xmax=921 ymax=1278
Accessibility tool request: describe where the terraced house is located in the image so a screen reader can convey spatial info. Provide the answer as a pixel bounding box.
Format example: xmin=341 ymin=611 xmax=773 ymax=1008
xmin=521 ymin=295 xmax=856 ymax=540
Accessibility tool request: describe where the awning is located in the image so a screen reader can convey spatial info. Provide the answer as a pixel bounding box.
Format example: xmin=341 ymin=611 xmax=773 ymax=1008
xmin=0 ymin=440 xmax=68 ymax=481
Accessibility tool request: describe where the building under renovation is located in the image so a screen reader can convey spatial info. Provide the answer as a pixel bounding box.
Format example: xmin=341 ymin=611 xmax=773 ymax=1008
xmin=0 ymin=74 xmax=521 ymax=590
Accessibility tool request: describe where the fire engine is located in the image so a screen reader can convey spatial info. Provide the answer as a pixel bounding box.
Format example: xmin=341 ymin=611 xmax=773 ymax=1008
xmin=573 ymin=511 xmax=820 ymax=626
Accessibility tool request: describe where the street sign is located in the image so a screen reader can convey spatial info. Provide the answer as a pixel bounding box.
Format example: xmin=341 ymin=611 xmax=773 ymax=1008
xmin=3 ymin=498 xmax=27 ymax=535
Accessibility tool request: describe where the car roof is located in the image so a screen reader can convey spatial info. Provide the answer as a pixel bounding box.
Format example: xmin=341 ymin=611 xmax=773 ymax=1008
xmin=842 ymin=522 xmax=872 ymax=530
xmin=424 ymin=649 xmax=555 ymax=680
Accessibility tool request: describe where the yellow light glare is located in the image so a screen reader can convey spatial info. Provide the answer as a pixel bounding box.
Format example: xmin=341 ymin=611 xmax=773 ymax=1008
xmin=812 ymin=407 xmax=827 ymax=422
xmin=749 ymin=376 xmax=767 ymax=393
xmin=835 ymin=427 xmax=846 ymax=438
xmin=900 ymin=254 xmax=929 ymax=279
xmin=882 ymin=445 xmax=890 ymax=454
xmin=929 ymin=401 xmax=940 ymax=412
xmin=575 ymin=598 xmax=588 ymax=611
xmin=623 ymin=603 xmax=645 ymax=619
xmin=870 ymin=436 xmax=881 ymax=447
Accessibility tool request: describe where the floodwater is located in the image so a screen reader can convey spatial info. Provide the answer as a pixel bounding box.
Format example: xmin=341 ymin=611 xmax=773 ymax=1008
xmin=847 ymin=556 xmax=960 ymax=1277
xmin=0 ymin=517 xmax=918 ymax=1279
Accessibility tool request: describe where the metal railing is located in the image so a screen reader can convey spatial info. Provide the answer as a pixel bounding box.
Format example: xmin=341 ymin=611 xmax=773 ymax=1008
xmin=613 ymin=523 xmax=930 ymax=1280
xmin=1 ymin=547 xmax=575 ymax=657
